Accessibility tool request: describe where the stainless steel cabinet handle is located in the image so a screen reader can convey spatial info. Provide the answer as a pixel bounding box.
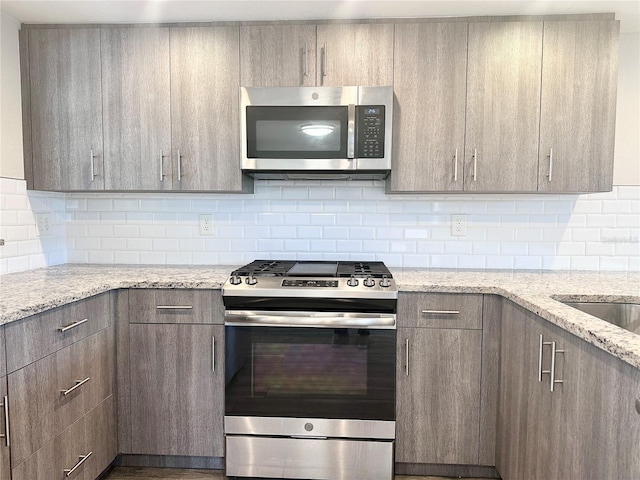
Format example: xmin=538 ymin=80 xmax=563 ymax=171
xmin=212 ymin=336 xmax=216 ymax=373
xmin=0 ymin=395 xmax=9 ymax=447
xmin=547 ymin=147 xmax=554 ymax=182
xmin=159 ymin=149 xmax=165 ymax=182
xmin=90 ymin=149 xmax=97 ymax=181
xmin=405 ymin=339 xmax=409 ymax=377
xmin=303 ymin=42 xmax=309 ymax=77
xmin=550 ymin=341 xmax=564 ymax=392
xmin=538 ymin=334 xmax=552 ymax=381
xmin=321 ymin=43 xmax=327 ymax=80
xmin=421 ymin=310 xmax=460 ymax=315
xmin=177 ymin=149 xmax=182 ymax=182
xmin=635 ymin=398 xmax=640 ymax=415
xmin=58 ymin=318 xmax=88 ymax=333
xmin=156 ymin=305 xmax=193 ymax=310
xmin=454 ymin=149 xmax=458 ymax=182
xmin=64 ymin=451 xmax=93 ymax=477
xmin=473 ymin=148 xmax=478 ymax=181
xmin=61 ymin=377 xmax=91 ymax=396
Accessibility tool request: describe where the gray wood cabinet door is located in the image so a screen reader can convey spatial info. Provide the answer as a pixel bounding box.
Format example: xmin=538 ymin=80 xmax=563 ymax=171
xmin=171 ymin=26 xmax=247 ymax=192
xmin=129 ymin=323 xmax=224 ymax=457
xmin=538 ymin=20 xmax=619 ymax=192
xmin=388 ymin=23 xmax=467 ymax=192
xmin=396 ymin=327 xmax=482 ymax=465
xmin=28 ymin=28 xmax=104 ymax=191
xmin=316 ymin=24 xmax=394 ymax=86
xmin=546 ymin=321 xmax=640 ymax=479
xmin=102 ymin=27 xmax=172 ymax=190
xmin=240 ymin=25 xmax=317 ymax=86
xmin=496 ymin=301 xmax=554 ymax=479
xmin=465 ymin=22 xmax=542 ymax=192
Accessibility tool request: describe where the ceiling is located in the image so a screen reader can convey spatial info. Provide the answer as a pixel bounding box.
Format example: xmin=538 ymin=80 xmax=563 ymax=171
xmin=1 ymin=0 xmax=639 ymax=33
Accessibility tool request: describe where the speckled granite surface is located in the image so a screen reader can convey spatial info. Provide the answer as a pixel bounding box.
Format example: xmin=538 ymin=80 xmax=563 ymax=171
xmin=1 ymin=264 xmax=638 ymax=368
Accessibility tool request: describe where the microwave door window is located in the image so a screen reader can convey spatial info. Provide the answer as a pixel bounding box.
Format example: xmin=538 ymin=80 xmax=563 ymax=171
xmin=256 ymin=121 xmax=342 ymax=153
xmin=246 ymin=106 xmax=348 ymax=159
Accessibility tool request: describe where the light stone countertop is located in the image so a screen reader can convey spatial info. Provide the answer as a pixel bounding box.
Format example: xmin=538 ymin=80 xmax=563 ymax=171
xmin=0 ymin=264 xmax=638 ymax=368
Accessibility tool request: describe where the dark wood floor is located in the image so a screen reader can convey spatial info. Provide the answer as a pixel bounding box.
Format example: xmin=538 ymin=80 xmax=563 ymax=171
xmin=104 ymin=466 xmax=482 ymax=480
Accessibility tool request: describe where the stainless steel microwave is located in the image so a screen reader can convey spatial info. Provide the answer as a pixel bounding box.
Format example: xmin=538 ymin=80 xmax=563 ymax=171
xmin=240 ymin=86 xmax=393 ymax=180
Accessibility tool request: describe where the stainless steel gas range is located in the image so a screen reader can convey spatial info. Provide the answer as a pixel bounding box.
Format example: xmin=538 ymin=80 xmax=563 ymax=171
xmin=222 ymin=260 xmax=398 ymax=480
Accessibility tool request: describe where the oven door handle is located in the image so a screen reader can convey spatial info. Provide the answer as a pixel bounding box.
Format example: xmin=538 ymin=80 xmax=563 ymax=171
xmin=224 ymin=310 xmax=396 ymax=329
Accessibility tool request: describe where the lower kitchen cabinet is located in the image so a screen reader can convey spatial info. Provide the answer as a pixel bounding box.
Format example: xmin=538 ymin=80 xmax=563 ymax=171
xmin=496 ymin=300 xmax=640 ymax=479
xmin=128 ymin=323 xmax=225 ymax=457
xmin=11 ymin=395 xmax=116 ymax=480
xmin=396 ymin=293 xmax=484 ymax=466
xmin=396 ymin=327 xmax=482 ymax=465
xmin=8 ymin=326 xmax=114 ymax=467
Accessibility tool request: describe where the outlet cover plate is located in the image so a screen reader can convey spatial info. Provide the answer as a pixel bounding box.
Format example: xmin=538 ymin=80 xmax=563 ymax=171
xmin=199 ymin=214 xmax=214 ymax=236
xmin=451 ymin=214 xmax=467 ymax=236
xmin=35 ymin=213 xmax=52 ymax=236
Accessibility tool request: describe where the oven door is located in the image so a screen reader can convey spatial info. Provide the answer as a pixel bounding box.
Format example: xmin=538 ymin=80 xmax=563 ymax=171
xmin=224 ymin=311 xmax=396 ymax=422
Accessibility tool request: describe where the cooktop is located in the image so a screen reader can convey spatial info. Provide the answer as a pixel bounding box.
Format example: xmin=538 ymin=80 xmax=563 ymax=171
xmin=231 ymin=260 xmax=393 ymax=278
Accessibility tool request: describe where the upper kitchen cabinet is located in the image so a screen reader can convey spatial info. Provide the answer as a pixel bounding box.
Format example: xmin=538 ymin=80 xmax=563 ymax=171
xmin=170 ymin=26 xmax=249 ymax=192
xmin=240 ymin=24 xmax=317 ymax=86
xmin=538 ymin=20 xmax=619 ymax=192
xmin=101 ymin=27 xmax=173 ymax=191
xmin=240 ymin=23 xmax=393 ymax=87
xmin=316 ymin=23 xmax=394 ymax=86
xmin=25 ymin=28 xmax=104 ymax=191
xmin=388 ymin=22 xmax=468 ymax=192
xmin=465 ymin=21 xmax=543 ymax=192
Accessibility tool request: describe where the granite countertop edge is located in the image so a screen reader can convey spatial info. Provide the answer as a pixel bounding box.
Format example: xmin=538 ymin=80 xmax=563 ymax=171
xmin=1 ymin=264 xmax=638 ymax=369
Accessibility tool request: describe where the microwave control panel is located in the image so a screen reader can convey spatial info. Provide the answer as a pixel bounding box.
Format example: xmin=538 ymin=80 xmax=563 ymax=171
xmin=356 ymin=106 xmax=385 ymax=158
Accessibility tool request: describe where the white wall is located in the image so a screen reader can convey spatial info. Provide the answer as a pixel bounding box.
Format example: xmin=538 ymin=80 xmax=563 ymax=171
xmin=613 ymin=32 xmax=640 ymax=185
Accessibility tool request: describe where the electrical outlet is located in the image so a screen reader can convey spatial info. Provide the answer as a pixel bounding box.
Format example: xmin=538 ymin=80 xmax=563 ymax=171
xmin=199 ymin=214 xmax=214 ymax=236
xmin=451 ymin=214 xmax=467 ymax=236
xmin=35 ymin=213 xmax=52 ymax=236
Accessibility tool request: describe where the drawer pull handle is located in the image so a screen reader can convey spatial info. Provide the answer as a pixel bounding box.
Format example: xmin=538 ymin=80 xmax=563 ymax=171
xmin=61 ymin=377 xmax=91 ymax=396
xmin=58 ymin=318 xmax=88 ymax=333
xmin=156 ymin=305 xmax=193 ymax=310
xmin=421 ymin=310 xmax=460 ymax=315
xmin=212 ymin=336 xmax=216 ymax=373
xmin=0 ymin=395 xmax=10 ymax=447
xmin=64 ymin=451 xmax=92 ymax=477
xmin=405 ymin=338 xmax=410 ymax=376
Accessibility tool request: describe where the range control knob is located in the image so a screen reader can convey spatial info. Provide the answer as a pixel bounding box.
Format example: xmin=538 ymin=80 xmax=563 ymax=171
xmin=363 ymin=276 xmax=376 ymax=288
xmin=245 ymin=274 xmax=258 ymax=285
xmin=380 ymin=275 xmax=391 ymax=288
xmin=229 ymin=275 xmax=242 ymax=285
xmin=347 ymin=275 xmax=359 ymax=287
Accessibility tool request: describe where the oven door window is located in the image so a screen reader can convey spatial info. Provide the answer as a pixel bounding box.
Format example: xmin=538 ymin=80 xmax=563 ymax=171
xmin=225 ymin=326 xmax=395 ymax=421
xmin=246 ymin=106 xmax=348 ymax=159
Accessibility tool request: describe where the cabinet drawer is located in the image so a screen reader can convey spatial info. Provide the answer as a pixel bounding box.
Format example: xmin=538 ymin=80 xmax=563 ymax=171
xmin=129 ymin=289 xmax=222 ymax=324
xmin=8 ymin=327 xmax=114 ymax=468
xmin=5 ymin=293 xmax=110 ymax=373
xmin=398 ymin=293 xmax=483 ymax=329
xmin=11 ymin=395 xmax=116 ymax=480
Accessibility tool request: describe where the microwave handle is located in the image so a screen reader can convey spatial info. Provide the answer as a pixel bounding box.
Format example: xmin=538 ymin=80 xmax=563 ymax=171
xmin=347 ymin=104 xmax=356 ymax=159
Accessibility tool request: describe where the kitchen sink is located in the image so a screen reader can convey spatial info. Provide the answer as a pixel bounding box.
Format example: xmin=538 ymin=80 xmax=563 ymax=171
xmin=562 ymin=301 xmax=640 ymax=334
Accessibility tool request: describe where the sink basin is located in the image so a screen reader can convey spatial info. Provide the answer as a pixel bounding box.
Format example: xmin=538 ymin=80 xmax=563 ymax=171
xmin=562 ymin=302 xmax=640 ymax=334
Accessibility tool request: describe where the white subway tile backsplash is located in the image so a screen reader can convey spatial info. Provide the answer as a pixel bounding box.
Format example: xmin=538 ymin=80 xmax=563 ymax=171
xmin=1 ymin=179 xmax=639 ymax=274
